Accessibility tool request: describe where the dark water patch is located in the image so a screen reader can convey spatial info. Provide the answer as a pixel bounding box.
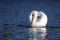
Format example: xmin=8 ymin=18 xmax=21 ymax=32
xmin=0 ymin=25 xmax=60 ymax=40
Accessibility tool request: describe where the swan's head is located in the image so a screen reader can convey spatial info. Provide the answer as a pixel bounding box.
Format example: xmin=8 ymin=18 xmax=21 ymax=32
xmin=32 ymin=11 xmax=38 ymax=21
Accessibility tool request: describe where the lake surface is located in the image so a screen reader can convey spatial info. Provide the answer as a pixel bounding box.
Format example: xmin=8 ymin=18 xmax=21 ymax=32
xmin=0 ymin=25 xmax=60 ymax=40
xmin=0 ymin=0 xmax=60 ymax=40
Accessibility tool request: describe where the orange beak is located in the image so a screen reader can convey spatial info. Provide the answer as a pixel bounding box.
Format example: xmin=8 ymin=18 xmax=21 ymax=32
xmin=32 ymin=14 xmax=35 ymax=21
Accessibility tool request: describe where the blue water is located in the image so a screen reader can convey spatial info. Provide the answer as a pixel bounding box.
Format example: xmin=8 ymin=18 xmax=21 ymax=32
xmin=0 ymin=25 xmax=60 ymax=40
xmin=0 ymin=0 xmax=60 ymax=40
xmin=0 ymin=0 xmax=60 ymax=26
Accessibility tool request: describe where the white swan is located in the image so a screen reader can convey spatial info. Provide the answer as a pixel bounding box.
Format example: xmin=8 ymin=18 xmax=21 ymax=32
xmin=29 ymin=10 xmax=48 ymax=40
xmin=29 ymin=10 xmax=48 ymax=27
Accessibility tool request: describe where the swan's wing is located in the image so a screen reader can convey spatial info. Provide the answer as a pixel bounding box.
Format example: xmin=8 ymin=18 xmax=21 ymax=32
xmin=37 ymin=11 xmax=48 ymax=26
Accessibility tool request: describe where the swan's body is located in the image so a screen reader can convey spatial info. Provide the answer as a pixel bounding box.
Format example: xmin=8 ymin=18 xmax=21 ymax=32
xmin=29 ymin=10 xmax=48 ymax=27
xmin=29 ymin=10 xmax=48 ymax=40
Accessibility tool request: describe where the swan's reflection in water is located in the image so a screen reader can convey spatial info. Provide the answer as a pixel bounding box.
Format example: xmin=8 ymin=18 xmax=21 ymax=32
xmin=29 ymin=27 xmax=47 ymax=40
xmin=16 ymin=26 xmax=47 ymax=40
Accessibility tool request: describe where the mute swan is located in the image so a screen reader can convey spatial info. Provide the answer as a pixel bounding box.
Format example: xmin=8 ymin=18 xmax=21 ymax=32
xmin=29 ymin=10 xmax=48 ymax=40
xmin=29 ymin=10 xmax=48 ymax=27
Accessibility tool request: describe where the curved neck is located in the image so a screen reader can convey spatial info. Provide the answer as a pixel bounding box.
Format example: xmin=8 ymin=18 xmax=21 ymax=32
xmin=32 ymin=13 xmax=38 ymax=25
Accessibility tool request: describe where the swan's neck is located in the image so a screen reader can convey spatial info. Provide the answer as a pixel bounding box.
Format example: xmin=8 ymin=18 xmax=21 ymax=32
xmin=32 ymin=16 xmax=37 ymax=23
xmin=32 ymin=13 xmax=38 ymax=25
